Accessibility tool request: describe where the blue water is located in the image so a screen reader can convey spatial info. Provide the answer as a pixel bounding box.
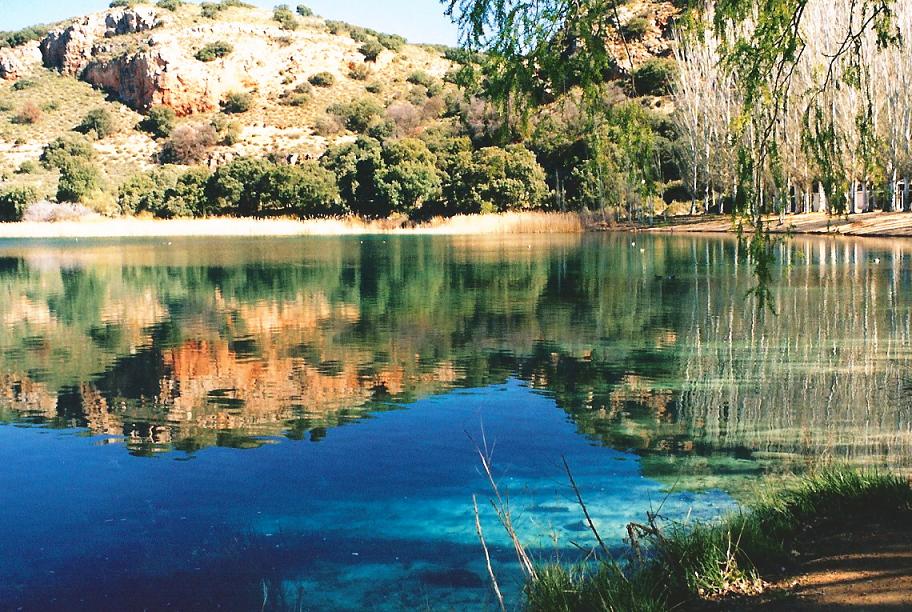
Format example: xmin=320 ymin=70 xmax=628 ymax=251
xmin=0 ymin=380 xmax=730 ymax=610
xmin=2 ymin=233 xmax=910 ymax=610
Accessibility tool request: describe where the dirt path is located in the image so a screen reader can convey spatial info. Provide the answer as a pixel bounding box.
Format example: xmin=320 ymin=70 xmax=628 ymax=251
xmin=649 ymin=211 xmax=912 ymax=238
xmin=722 ymin=527 xmax=912 ymax=610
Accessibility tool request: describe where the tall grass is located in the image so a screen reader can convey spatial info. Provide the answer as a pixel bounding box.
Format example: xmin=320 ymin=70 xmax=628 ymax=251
xmin=522 ymin=467 xmax=912 ymax=611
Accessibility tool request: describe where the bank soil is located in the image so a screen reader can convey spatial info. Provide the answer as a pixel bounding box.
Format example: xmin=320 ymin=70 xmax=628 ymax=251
xmin=651 ymin=211 xmax=912 ymax=238
xmin=717 ymin=525 xmax=912 ymax=610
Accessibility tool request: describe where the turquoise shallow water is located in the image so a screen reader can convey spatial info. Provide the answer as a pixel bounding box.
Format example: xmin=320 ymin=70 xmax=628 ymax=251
xmin=0 ymin=233 xmax=910 ymax=609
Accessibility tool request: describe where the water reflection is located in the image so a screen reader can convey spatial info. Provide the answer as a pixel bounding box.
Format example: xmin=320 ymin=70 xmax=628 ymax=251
xmin=1 ymin=234 xmax=911 ymax=479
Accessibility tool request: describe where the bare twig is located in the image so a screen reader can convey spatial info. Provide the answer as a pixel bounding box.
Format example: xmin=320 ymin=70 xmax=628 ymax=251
xmin=473 ymin=494 xmax=507 ymax=612
xmin=468 ymin=430 xmax=537 ymax=580
xmin=561 ymin=455 xmax=610 ymax=559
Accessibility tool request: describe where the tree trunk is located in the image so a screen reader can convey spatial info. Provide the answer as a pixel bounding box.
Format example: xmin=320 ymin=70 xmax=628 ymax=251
xmin=905 ymin=176 xmax=910 ymax=212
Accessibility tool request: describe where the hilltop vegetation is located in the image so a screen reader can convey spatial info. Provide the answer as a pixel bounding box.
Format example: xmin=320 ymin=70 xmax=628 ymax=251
xmin=0 ymin=0 xmax=688 ymax=222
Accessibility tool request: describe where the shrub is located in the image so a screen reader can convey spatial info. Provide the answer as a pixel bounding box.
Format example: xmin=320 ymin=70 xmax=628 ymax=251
xmin=308 ymin=72 xmax=335 ymax=87
xmin=200 ymin=0 xmax=251 ymax=18
xmin=221 ymin=91 xmax=253 ymax=113
xmin=56 ymin=159 xmax=100 ymax=203
xmin=211 ymin=115 xmax=241 ymax=145
xmin=0 ymin=99 xmax=13 ymax=112
xmin=347 ymin=62 xmax=371 ymax=81
xmin=622 ymin=17 xmax=650 ymax=39
xmin=328 ymin=97 xmax=383 ymax=133
xmin=359 ymin=40 xmax=384 ymax=62
xmin=273 ymin=5 xmax=299 ymax=30
xmin=12 ymin=102 xmax=41 ymax=125
xmin=41 ymin=135 xmax=95 ymax=169
xmin=377 ymin=33 xmax=406 ymax=51
xmin=407 ymin=71 xmax=435 ymax=88
xmin=76 ymin=108 xmax=116 ymax=139
xmin=348 ymin=27 xmax=371 ymax=43
xmin=631 ymin=58 xmax=677 ymax=96
xmin=139 ymin=106 xmax=176 ymax=138
xmin=11 ymin=79 xmax=37 ymax=91
xmin=109 ymin=0 xmax=135 ymax=7
xmin=325 ymin=20 xmax=345 ymax=35
xmin=195 ymin=41 xmax=233 ymax=62
xmin=365 ymin=82 xmax=383 ymax=94
xmin=385 ymin=101 xmax=421 ymax=136
xmin=160 ymin=123 xmax=217 ymax=164
xmin=156 ymin=0 xmax=183 ymax=10
xmin=366 ymin=119 xmax=395 ymax=140
xmin=2 ymin=26 xmax=49 ymax=48
xmin=0 ymin=186 xmax=37 ymax=222
xmin=296 ymin=4 xmax=314 ymax=17
xmin=42 ymin=101 xmax=60 ymax=112
xmin=16 ymin=160 xmax=38 ymax=175
xmin=200 ymin=2 xmax=220 ymax=18
xmin=280 ymin=82 xmax=313 ymax=106
xmin=313 ymin=114 xmax=343 ymax=137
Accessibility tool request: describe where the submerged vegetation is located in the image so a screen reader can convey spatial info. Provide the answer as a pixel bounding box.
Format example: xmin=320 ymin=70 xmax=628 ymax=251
xmin=516 ymin=468 xmax=912 ymax=611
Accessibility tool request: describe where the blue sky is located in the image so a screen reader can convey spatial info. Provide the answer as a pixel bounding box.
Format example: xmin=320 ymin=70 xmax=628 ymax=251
xmin=1 ymin=0 xmax=460 ymax=44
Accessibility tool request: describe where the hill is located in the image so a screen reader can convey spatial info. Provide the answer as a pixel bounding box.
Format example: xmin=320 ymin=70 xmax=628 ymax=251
xmin=0 ymin=0 xmax=685 ymax=221
xmin=0 ymin=3 xmax=454 ymax=202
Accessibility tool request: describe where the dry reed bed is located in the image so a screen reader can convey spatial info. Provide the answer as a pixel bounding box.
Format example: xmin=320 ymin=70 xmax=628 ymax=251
xmin=0 ymin=212 xmax=586 ymax=239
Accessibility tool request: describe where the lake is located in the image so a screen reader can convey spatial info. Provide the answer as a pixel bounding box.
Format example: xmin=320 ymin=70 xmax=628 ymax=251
xmin=0 ymin=233 xmax=910 ymax=610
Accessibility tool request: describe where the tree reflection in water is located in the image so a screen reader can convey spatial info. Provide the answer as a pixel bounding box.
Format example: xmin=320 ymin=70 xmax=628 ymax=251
xmin=0 ymin=234 xmax=910 ymax=487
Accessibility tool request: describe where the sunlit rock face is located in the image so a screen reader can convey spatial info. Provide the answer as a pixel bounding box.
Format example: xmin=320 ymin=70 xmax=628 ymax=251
xmin=40 ymin=8 xmax=160 ymax=76
xmin=81 ymin=46 xmax=218 ymax=115
xmin=0 ymin=42 xmax=41 ymax=81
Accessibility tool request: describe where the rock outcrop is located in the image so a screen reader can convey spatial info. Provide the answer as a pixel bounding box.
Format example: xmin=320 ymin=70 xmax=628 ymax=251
xmin=0 ymin=43 xmax=42 ymax=81
xmin=40 ymin=7 xmax=160 ymax=75
xmin=0 ymin=53 xmax=26 ymax=80
xmin=83 ymin=45 xmax=218 ymax=114
xmin=40 ymin=7 xmax=219 ymax=114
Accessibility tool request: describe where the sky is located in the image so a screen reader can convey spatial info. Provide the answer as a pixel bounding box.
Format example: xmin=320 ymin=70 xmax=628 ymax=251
xmin=0 ymin=0 xmax=461 ymax=45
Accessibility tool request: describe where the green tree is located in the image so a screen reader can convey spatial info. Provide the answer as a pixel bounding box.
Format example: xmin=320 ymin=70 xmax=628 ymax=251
xmin=376 ymin=138 xmax=442 ymax=215
xmin=321 ymin=137 xmax=384 ymax=216
xmin=161 ymin=168 xmax=213 ymax=217
xmin=442 ymin=144 xmax=547 ymax=214
xmin=57 ymin=159 xmax=100 ymax=203
xmin=205 ymin=157 xmax=273 ymax=216
xmin=259 ymin=163 xmax=341 ymax=216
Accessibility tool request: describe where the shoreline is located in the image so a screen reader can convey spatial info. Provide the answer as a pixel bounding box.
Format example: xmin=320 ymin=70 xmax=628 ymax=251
xmin=5 ymin=211 xmax=912 ymax=240
xmin=645 ymin=211 xmax=912 ymax=239
xmin=0 ymin=212 xmax=585 ymax=239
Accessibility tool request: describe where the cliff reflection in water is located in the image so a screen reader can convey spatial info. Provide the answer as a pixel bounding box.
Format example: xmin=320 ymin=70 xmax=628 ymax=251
xmin=0 ymin=234 xmax=910 ymax=476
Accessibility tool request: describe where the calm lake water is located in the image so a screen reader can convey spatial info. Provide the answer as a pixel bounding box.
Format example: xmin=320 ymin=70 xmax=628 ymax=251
xmin=1 ymin=233 xmax=911 ymax=610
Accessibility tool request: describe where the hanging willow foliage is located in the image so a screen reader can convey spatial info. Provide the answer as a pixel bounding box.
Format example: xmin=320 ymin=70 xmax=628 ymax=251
xmin=444 ymin=0 xmax=900 ymax=311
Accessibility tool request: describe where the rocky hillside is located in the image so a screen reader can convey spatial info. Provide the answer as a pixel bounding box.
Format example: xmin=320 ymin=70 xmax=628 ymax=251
xmin=0 ymin=0 xmax=682 ymax=215
xmin=0 ymin=2 xmax=453 ymax=202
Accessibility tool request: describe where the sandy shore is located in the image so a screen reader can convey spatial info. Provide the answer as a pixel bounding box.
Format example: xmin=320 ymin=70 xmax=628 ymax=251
xmin=0 ymin=212 xmax=586 ymax=239
xmin=648 ymin=211 xmax=912 ymax=238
